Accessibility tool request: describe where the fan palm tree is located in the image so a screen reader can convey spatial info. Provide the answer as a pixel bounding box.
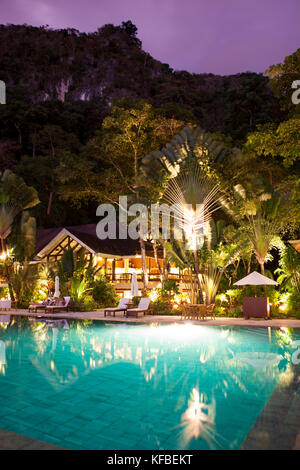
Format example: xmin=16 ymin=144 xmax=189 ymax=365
xmin=139 ymin=127 xmax=238 ymax=296
xmin=138 ymin=126 xmax=243 ymax=195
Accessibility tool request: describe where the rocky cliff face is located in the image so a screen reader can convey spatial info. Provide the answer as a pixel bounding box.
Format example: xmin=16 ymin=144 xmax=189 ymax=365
xmin=0 ymin=22 xmax=267 ymax=103
xmin=0 ymin=22 xmax=281 ymax=140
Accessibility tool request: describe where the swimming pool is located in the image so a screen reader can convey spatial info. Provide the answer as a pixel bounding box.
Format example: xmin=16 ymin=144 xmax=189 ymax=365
xmin=0 ymin=321 xmax=299 ymax=450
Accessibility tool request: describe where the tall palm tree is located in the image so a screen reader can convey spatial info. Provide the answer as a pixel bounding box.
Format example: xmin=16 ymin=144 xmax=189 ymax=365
xmin=0 ymin=170 xmax=39 ymax=301
xmin=0 ymin=170 xmax=39 ymax=256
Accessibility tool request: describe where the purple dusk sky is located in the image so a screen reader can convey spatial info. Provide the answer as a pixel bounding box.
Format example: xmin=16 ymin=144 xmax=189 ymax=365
xmin=1 ymin=0 xmax=300 ymax=75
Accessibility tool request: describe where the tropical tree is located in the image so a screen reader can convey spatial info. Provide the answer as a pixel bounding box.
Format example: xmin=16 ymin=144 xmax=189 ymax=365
xmin=221 ymin=184 xmax=290 ymax=275
xmin=138 ymin=126 xmax=244 ymax=194
xmin=246 ymin=119 xmax=300 ymax=168
xmin=0 ymin=170 xmax=39 ymax=301
xmin=265 ymin=47 xmax=300 ymax=117
xmin=57 ymin=99 xmax=184 ymax=288
xmin=10 ymin=263 xmax=40 ymax=308
xmin=165 ymin=239 xmax=198 ymax=303
xmin=17 ymin=125 xmax=80 ymax=220
xmin=138 ymin=126 xmax=244 ymax=296
xmin=49 ymin=248 xmax=100 ymax=289
xmin=276 ymin=244 xmax=300 ymax=293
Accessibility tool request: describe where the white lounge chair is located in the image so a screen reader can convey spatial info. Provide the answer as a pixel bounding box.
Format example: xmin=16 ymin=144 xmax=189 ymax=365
xmin=44 ymin=296 xmax=71 ymax=314
xmin=126 ymin=298 xmax=151 ymax=317
xmin=29 ymin=297 xmax=53 ymax=313
xmin=104 ymin=298 xmax=130 ymax=317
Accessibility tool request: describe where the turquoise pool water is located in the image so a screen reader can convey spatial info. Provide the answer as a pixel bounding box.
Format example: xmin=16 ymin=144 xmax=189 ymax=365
xmin=0 ymin=321 xmax=299 ymax=450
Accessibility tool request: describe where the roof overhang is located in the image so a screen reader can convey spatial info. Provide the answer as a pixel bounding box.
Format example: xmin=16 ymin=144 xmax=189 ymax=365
xmin=36 ymin=228 xmax=96 ymax=259
xmin=35 ymin=228 xmax=146 ymax=260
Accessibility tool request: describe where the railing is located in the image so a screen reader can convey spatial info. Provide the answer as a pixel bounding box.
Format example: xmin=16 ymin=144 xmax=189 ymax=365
xmin=105 ymin=273 xmax=191 ymax=284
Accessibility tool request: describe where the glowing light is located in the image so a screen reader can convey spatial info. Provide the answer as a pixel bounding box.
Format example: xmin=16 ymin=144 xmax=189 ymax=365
xmin=279 ymin=304 xmax=287 ymax=312
xmin=148 ymin=289 xmax=159 ymax=302
xmin=161 ymin=168 xmax=221 ymax=252
xmin=138 ymin=323 xmax=215 ymax=342
xmin=0 ymin=251 xmax=7 ymax=261
xmin=219 ymin=294 xmax=228 ymax=303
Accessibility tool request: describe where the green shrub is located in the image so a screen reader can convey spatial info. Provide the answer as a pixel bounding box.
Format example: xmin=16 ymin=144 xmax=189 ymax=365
xmin=151 ymin=298 xmax=175 ymax=315
xmin=214 ymin=304 xmax=243 ymax=317
xmin=148 ymin=285 xmax=183 ymax=315
xmin=0 ymin=286 xmax=9 ymax=299
xmin=91 ymin=276 xmax=118 ymax=307
xmin=131 ymin=295 xmax=141 ymax=306
xmin=162 ymin=279 xmax=179 ymax=294
xmin=73 ymin=295 xmax=97 ymax=312
xmin=287 ymin=291 xmax=300 ymax=318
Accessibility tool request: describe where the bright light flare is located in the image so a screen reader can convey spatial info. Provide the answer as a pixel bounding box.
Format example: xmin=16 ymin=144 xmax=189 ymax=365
xmin=179 ymin=387 xmax=216 ymax=447
xmin=0 ymin=251 xmax=7 ymax=261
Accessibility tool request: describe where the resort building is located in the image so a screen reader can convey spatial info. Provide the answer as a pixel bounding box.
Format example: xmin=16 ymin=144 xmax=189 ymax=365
xmin=35 ymin=224 xmax=188 ymax=295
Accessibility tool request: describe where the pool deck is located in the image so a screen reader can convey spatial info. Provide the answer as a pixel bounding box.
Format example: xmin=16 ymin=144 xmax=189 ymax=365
xmin=0 ymin=428 xmax=64 ymax=450
xmin=1 ymin=309 xmax=300 ymax=328
xmin=241 ymin=363 xmax=300 ymax=450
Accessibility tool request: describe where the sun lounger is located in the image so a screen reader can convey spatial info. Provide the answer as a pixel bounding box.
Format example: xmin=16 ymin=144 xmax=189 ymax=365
xmin=126 ymin=298 xmax=151 ymax=317
xmin=29 ymin=298 xmax=53 ymax=313
xmin=104 ymin=298 xmax=130 ymax=317
xmin=44 ymin=296 xmax=71 ymax=314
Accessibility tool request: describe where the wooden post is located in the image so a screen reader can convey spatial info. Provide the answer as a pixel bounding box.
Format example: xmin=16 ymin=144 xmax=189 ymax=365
xmin=112 ymin=259 xmax=116 ymax=281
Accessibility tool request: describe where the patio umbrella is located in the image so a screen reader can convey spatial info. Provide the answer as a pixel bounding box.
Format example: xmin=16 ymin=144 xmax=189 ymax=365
xmin=131 ymin=272 xmax=139 ymax=298
xmin=233 ymin=271 xmax=278 ymax=286
xmin=54 ymin=275 xmax=60 ymax=298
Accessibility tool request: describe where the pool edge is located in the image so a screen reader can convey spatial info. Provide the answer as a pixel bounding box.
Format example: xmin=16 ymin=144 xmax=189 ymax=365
xmin=0 ymin=427 xmax=65 ymax=450
xmin=240 ymin=363 xmax=300 ymax=450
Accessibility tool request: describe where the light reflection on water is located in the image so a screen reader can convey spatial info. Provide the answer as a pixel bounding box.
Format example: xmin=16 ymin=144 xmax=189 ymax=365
xmin=0 ymin=320 xmax=299 ymax=450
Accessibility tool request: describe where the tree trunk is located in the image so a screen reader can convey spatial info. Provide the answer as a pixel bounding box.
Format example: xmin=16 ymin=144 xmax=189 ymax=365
xmin=47 ymin=190 xmax=53 ymax=216
xmin=0 ymin=237 xmax=15 ymax=303
xmin=259 ymin=261 xmax=265 ymax=275
xmin=139 ymin=233 xmax=148 ymax=290
xmin=193 ymin=249 xmax=204 ymax=303
xmin=153 ymin=240 xmax=163 ymax=285
xmin=162 ymin=241 xmax=169 ymax=282
xmin=4 ymin=264 xmax=15 ymax=303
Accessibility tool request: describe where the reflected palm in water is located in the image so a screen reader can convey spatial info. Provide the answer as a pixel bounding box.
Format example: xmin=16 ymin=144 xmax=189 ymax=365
xmin=179 ymin=387 xmax=217 ymax=448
